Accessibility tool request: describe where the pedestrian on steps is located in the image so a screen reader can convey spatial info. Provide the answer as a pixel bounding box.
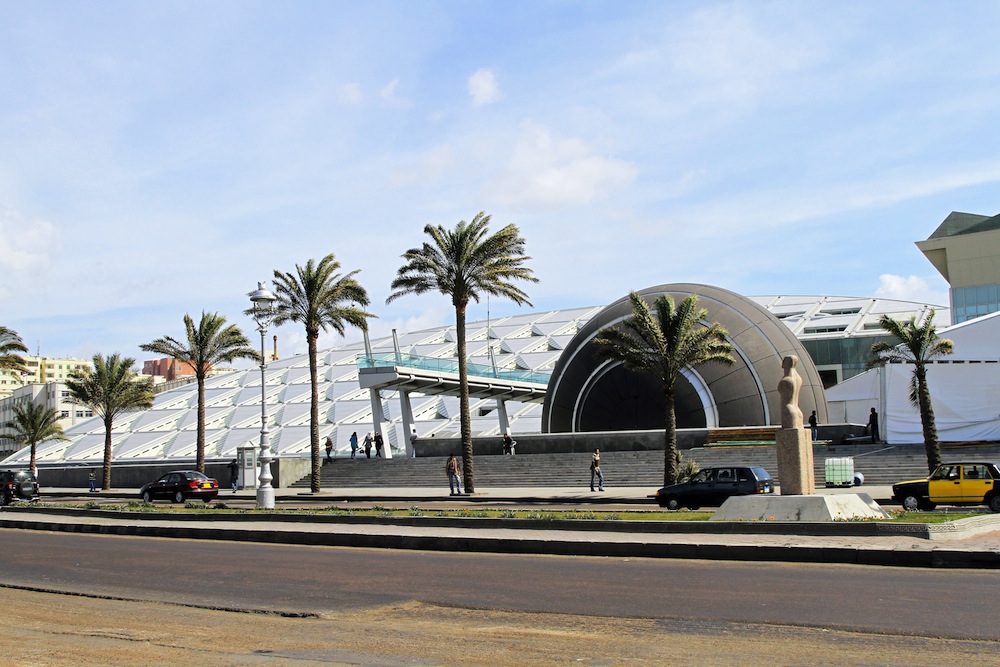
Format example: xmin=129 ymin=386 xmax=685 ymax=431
xmin=590 ymin=449 xmax=605 ymax=492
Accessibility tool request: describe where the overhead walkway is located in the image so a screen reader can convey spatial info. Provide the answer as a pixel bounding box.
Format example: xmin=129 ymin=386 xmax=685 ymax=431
xmin=356 ymin=352 xmax=549 ymax=403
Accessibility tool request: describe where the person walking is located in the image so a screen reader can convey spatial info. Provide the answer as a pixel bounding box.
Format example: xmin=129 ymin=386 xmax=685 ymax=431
xmin=808 ymin=411 xmax=818 ymax=442
xmin=325 ymin=436 xmax=334 ymax=462
xmin=228 ymin=458 xmax=240 ymax=493
xmin=347 ymin=432 xmax=358 ymax=461
xmin=868 ymin=407 xmax=880 ymax=443
xmin=88 ymin=470 xmax=97 ymax=493
xmin=363 ymin=432 xmax=373 ymax=458
xmin=502 ymin=433 xmax=513 ymax=455
xmin=590 ymin=448 xmax=605 ymax=492
xmin=410 ymin=428 xmax=418 ymax=458
xmin=446 ymin=454 xmax=462 ymax=495
xmin=374 ymin=431 xmax=384 ymax=458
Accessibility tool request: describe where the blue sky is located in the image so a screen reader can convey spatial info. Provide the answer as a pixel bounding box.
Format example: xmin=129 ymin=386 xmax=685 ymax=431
xmin=2 ymin=1 xmax=998 ymax=365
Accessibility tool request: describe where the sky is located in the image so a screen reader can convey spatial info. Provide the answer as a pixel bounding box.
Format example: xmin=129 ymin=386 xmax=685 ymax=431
xmin=2 ymin=1 xmax=998 ymax=366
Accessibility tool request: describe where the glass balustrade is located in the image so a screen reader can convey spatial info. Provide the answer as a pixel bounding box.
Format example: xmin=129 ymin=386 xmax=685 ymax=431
xmin=357 ymin=352 xmax=549 ymax=385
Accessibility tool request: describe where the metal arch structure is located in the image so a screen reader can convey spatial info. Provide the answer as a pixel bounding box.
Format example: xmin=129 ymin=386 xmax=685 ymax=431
xmin=541 ymin=283 xmax=828 ymax=433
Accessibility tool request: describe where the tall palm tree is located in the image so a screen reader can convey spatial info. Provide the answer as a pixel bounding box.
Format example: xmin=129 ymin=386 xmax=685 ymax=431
xmin=141 ymin=312 xmax=259 ymax=472
xmin=4 ymin=402 xmax=68 ymax=480
xmin=870 ymin=309 xmax=953 ymax=473
xmin=387 ymin=212 xmax=537 ymax=493
xmin=0 ymin=325 xmax=28 ymax=378
xmin=593 ymin=292 xmax=734 ymax=486
xmin=66 ymin=353 xmax=155 ymax=490
xmin=268 ymin=254 xmax=372 ymax=493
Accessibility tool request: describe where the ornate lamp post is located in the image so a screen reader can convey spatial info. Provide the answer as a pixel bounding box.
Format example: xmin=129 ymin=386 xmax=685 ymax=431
xmin=250 ymin=281 xmax=278 ymax=509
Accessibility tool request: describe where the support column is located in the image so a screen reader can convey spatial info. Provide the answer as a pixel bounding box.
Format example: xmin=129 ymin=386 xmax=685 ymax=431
xmin=398 ymin=389 xmax=416 ymax=457
xmin=496 ymin=399 xmax=510 ymax=436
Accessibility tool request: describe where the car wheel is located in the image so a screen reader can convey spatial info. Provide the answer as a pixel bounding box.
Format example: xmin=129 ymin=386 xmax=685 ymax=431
xmin=901 ymin=494 xmax=922 ymax=511
xmin=141 ymin=490 xmax=153 ymax=503
xmin=172 ymin=490 xmax=185 ymax=504
xmin=664 ymin=496 xmax=681 ymax=511
xmin=988 ymin=494 xmax=1000 ymax=513
xmin=0 ymin=493 xmax=7 ymax=507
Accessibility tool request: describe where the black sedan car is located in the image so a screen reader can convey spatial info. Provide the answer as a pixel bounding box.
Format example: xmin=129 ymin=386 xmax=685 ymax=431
xmin=893 ymin=461 xmax=1000 ymax=512
xmin=655 ymin=465 xmax=774 ymax=510
xmin=139 ymin=470 xmax=219 ymax=504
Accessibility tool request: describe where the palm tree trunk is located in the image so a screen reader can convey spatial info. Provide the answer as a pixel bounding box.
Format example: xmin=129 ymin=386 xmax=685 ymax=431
xmin=30 ymin=443 xmax=37 ymax=480
xmin=102 ymin=418 xmax=113 ymax=490
xmin=309 ymin=331 xmax=321 ymax=493
xmin=456 ymin=303 xmax=474 ymax=493
xmin=196 ymin=376 xmax=206 ymax=473
xmin=915 ymin=365 xmax=941 ymax=474
xmin=663 ymin=386 xmax=679 ymax=487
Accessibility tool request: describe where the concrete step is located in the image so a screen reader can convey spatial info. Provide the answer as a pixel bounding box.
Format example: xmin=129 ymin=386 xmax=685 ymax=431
xmin=288 ymin=444 xmax=1000 ymax=489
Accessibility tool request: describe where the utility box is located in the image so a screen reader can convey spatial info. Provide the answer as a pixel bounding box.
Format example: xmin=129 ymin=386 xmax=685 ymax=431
xmin=824 ymin=457 xmax=855 ymax=488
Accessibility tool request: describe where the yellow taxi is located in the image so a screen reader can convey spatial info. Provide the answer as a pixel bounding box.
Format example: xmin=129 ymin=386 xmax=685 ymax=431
xmin=892 ymin=461 xmax=1000 ymax=512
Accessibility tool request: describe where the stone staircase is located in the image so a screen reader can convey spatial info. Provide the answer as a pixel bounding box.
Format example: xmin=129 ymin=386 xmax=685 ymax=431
xmin=289 ymin=443 xmax=1000 ymax=490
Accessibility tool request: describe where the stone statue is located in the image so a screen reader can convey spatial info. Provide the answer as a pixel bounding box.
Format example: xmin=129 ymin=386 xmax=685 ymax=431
xmin=775 ymin=354 xmax=814 ymax=495
xmin=777 ymin=355 xmax=803 ymax=430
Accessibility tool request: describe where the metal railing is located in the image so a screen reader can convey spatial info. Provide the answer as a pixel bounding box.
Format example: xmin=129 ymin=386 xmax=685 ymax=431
xmin=357 ymin=352 xmax=550 ymax=386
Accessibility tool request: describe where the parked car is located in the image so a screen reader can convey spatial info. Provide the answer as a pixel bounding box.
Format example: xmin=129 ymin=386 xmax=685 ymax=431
xmin=893 ymin=461 xmax=1000 ymax=512
xmin=655 ymin=465 xmax=774 ymax=510
xmin=0 ymin=469 xmax=40 ymax=505
xmin=139 ymin=470 xmax=219 ymax=504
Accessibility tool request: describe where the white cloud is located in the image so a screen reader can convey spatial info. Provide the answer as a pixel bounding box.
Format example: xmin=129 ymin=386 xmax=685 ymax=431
xmin=379 ymin=78 xmax=410 ymax=107
xmin=484 ymin=123 xmax=637 ymax=209
xmin=338 ymin=83 xmax=364 ymax=105
xmin=468 ymin=68 xmax=501 ymax=107
xmin=0 ymin=209 xmax=59 ymax=299
xmin=875 ymin=274 xmax=949 ymax=307
xmin=388 ymin=145 xmax=456 ymax=187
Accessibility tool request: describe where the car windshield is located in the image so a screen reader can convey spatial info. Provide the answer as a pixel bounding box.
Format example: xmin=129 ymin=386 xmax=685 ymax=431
xmin=930 ymin=465 xmax=961 ymax=480
xmin=690 ymin=470 xmax=713 ymax=483
xmin=14 ymin=472 xmax=33 ymax=482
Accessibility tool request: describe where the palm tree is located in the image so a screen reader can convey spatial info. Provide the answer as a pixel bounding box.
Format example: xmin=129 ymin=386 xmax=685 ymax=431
xmin=0 ymin=325 xmax=28 ymax=377
xmin=141 ymin=312 xmax=259 ymax=472
xmin=593 ymin=292 xmax=734 ymax=486
xmin=870 ymin=309 xmax=953 ymax=473
xmin=4 ymin=402 xmax=68 ymax=480
xmin=66 ymin=353 xmax=155 ymax=490
xmin=387 ymin=212 xmax=537 ymax=493
xmin=268 ymin=254 xmax=372 ymax=493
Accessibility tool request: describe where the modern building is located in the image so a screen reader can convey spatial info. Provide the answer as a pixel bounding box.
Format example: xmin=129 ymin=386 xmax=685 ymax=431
xmin=142 ymin=357 xmax=198 ymax=382
xmin=917 ymin=211 xmax=1000 ymax=325
xmin=1 ymin=284 xmax=954 ymax=470
xmin=0 ymin=355 xmax=91 ymax=400
xmin=750 ymin=295 xmax=946 ymax=387
xmin=0 ymin=382 xmax=94 ymax=458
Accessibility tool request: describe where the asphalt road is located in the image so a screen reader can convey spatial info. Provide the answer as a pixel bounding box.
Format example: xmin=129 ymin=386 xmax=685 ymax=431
xmin=3 ymin=529 xmax=997 ymax=641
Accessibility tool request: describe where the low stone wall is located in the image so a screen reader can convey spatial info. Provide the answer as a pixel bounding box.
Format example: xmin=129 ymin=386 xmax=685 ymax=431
xmin=30 ymin=458 xmax=309 ymax=491
xmin=413 ymin=428 xmax=707 ymax=458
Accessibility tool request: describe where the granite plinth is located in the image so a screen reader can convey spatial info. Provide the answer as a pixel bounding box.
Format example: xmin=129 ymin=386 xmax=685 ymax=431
xmin=711 ymin=493 xmax=890 ymax=522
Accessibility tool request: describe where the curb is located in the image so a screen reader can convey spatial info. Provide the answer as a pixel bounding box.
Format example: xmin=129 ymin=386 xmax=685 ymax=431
xmin=7 ymin=505 xmax=1000 ymax=539
xmin=2 ymin=510 xmax=999 ymax=569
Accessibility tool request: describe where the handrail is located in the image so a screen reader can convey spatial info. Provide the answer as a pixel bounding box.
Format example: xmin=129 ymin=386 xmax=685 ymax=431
xmin=357 ymin=352 xmax=550 ymax=386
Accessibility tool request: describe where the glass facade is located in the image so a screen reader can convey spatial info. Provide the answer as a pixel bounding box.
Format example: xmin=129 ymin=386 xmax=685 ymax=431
xmin=800 ymin=334 xmax=899 ymax=385
xmin=952 ymin=283 xmax=1000 ymax=324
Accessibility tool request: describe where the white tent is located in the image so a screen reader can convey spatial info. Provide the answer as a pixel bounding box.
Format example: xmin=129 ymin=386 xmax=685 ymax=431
xmin=826 ymin=311 xmax=1000 ymax=443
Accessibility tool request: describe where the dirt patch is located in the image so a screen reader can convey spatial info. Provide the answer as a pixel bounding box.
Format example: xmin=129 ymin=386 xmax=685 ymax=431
xmin=1 ymin=587 xmax=996 ymax=666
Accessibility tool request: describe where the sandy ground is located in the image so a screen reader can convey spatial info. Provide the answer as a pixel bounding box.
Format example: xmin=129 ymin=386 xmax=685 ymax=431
xmin=2 ymin=587 xmax=999 ymax=666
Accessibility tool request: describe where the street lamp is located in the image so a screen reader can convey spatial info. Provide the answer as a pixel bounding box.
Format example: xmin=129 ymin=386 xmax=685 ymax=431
xmin=250 ymin=281 xmax=278 ymax=509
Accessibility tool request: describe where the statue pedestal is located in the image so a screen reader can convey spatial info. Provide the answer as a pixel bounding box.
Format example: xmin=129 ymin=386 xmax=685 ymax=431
xmin=776 ymin=427 xmax=815 ymax=495
xmin=711 ymin=493 xmax=889 ymax=521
